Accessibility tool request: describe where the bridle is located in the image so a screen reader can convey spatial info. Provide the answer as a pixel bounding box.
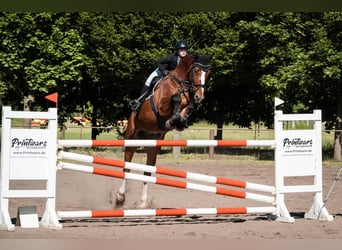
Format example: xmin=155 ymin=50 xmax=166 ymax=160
xmin=189 ymin=62 xmax=211 ymax=90
xmin=149 ymin=59 xmax=211 ymax=131
xmin=168 ymin=62 xmax=211 ymax=93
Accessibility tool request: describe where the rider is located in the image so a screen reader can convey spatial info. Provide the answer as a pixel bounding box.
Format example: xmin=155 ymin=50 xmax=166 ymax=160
xmin=128 ymin=40 xmax=190 ymax=111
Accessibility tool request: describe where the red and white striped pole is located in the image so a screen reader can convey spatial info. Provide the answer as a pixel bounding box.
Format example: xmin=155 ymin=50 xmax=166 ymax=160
xmin=58 ymin=161 xmax=275 ymax=204
xmin=58 ymin=151 xmax=275 ymax=193
xmin=58 ymin=206 xmax=276 ymax=219
xmin=58 ymin=139 xmax=275 ymax=148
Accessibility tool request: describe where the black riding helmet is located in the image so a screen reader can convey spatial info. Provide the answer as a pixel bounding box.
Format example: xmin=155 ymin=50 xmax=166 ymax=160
xmin=174 ymin=40 xmax=189 ymax=50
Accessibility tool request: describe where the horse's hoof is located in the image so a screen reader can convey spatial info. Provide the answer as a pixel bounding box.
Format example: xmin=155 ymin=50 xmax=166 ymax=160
xmin=175 ymin=123 xmax=186 ymax=131
xmin=175 ymin=118 xmax=188 ymax=131
xmin=115 ymin=192 xmax=125 ymax=205
xmin=137 ymin=201 xmax=148 ymax=209
xmin=165 ymin=120 xmax=172 ymax=129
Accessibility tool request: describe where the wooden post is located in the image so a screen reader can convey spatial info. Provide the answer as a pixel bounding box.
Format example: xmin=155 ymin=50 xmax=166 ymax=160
xmin=173 ymin=130 xmax=181 ymax=159
xmin=209 ymin=129 xmax=214 ymax=159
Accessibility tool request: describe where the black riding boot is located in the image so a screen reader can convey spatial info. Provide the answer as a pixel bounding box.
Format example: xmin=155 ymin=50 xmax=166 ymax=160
xmin=128 ymin=85 xmax=150 ymax=111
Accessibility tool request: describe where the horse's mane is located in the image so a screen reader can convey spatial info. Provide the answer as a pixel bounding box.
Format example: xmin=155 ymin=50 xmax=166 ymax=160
xmin=172 ymin=53 xmax=197 ymax=76
xmin=174 ymin=52 xmax=213 ymax=75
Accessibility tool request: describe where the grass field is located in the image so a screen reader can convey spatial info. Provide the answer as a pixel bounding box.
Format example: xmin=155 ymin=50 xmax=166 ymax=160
xmin=2 ymin=119 xmax=336 ymax=160
xmin=57 ymin=120 xmax=334 ymax=147
xmin=54 ymin=120 xmax=335 ymax=159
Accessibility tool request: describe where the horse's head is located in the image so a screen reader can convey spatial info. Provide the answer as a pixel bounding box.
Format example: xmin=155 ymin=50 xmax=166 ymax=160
xmin=190 ymin=53 xmax=213 ymax=103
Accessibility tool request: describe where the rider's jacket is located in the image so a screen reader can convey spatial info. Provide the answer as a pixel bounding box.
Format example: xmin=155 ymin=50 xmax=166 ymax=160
xmin=156 ymin=53 xmax=179 ymax=73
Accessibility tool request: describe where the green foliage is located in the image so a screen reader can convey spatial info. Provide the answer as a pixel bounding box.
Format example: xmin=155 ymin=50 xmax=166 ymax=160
xmin=0 ymin=12 xmax=341 ymax=144
xmin=0 ymin=13 xmax=87 ymax=110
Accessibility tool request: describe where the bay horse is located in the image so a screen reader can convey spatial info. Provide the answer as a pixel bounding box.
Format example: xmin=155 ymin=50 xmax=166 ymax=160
xmin=116 ymin=53 xmax=213 ymax=208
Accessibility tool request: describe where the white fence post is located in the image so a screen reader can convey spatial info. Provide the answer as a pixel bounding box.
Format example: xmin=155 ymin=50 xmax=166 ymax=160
xmin=0 ymin=106 xmax=62 ymax=230
xmin=274 ymin=109 xmax=333 ymax=222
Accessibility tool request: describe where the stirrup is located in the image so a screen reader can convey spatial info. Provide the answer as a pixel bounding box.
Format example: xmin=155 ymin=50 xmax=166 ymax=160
xmin=128 ymin=99 xmax=140 ymax=111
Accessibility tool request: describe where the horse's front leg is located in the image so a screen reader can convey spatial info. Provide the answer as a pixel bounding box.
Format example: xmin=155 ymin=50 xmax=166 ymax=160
xmin=138 ymin=146 xmax=161 ymax=208
xmin=165 ymin=94 xmax=181 ymax=129
xmin=177 ymin=100 xmax=195 ymax=130
xmin=115 ymin=146 xmax=137 ymax=206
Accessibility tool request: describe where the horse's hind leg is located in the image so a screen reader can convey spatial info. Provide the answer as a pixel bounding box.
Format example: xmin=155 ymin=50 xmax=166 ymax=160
xmin=115 ymin=146 xmax=137 ymax=206
xmin=138 ymin=146 xmax=161 ymax=208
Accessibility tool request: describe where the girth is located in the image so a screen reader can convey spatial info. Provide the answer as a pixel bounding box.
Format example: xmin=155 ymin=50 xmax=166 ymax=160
xmin=149 ymin=75 xmax=192 ymax=131
xmin=149 ymin=95 xmax=168 ymax=131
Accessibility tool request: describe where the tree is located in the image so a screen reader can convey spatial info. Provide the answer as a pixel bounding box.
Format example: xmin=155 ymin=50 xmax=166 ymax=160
xmin=294 ymin=13 xmax=342 ymax=160
xmin=1 ymin=12 xmax=341 ymax=152
xmin=0 ymin=13 xmax=86 ymax=114
xmin=199 ymin=12 xmax=294 ymax=138
xmin=73 ymin=12 xmax=182 ymax=139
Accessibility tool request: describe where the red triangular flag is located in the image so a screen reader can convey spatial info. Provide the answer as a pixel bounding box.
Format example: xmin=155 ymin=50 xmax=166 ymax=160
xmin=45 ymin=92 xmax=58 ymax=107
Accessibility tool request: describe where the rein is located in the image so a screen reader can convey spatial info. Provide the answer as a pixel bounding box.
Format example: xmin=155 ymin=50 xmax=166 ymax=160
xmin=167 ymin=74 xmax=193 ymax=105
xmin=148 ymin=55 xmax=211 ymax=131
xmin=149 ymin=74 xmax=193 ymax=131
xmin=167 ymin=74 xmax=192 ymax=89
xmin=167 ymin=67 xmax=205 ymax=92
